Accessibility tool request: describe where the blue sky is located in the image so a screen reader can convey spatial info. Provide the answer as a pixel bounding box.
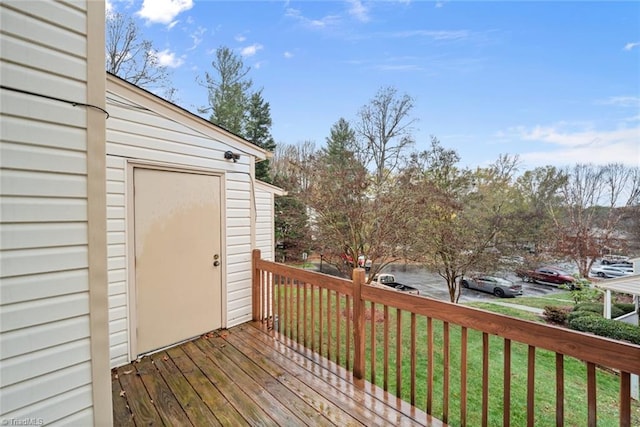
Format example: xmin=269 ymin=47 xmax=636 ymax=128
xmin=106 ymin=0 xmax=640 ymax=170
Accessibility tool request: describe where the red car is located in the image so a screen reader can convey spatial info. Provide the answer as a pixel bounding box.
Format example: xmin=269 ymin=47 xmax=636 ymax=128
xmin=515 ymin=266 xmax=576 ymax=288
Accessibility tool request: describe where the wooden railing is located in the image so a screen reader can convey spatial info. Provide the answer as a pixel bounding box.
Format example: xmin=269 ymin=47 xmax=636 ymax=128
xmin=252 ymin=250 xmax=640 ymax=427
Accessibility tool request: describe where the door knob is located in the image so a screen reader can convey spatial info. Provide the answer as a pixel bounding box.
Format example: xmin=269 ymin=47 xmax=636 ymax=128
xmin=213 ymin=254 xmax=220 ymax=267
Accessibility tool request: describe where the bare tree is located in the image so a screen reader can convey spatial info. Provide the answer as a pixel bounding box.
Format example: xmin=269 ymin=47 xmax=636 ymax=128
xmin=105 ymin=12 xmax=175 ymax=98
xmin=355 ymin=86 xmax=417 ymax=189
xmin=550 ymin=163 xmax=639 ymax=277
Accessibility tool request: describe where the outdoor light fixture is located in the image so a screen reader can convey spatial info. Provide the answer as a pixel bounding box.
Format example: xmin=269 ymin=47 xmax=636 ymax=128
xmin=224 ymin=150 xmax=241 ymax=162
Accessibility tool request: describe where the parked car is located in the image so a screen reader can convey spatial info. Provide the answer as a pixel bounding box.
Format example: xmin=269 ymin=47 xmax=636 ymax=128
xmin=607 ymin=263 xmax=634 ymax=272
xmin=590 ymin=265 xmax=633 ymax=278
xmin=515 ymin=266 xmax=577 ymax=288
xmin=461 ymin=275 xmax=522 ymax=298
xmin=601 ymin=255 xmax=631 ymax=265
xmin=369 ymin=273 xmax=420 ymax=295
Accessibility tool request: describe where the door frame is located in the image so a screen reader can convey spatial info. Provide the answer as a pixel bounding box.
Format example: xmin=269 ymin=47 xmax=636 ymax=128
xmin=126 ymin=160 xmax=227 ymax=360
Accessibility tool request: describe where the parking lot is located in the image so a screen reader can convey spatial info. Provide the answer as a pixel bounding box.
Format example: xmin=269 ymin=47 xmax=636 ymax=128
xmin=382 ymin=264 xmax=565 ymax=302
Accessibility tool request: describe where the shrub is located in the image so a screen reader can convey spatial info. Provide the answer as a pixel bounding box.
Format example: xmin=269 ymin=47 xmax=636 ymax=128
xmin=613 ymin=303 xmax=636 ymax=316
xmin=572 ymin=302 xmax=636 ymax=319
xmin=568 ymin=316 xmax=640 ymax=345
xmin=567 ymin=310 xmax=599 ymax=322
xmin=543 ymin=306 xmax=571 ymax=325
xmin=574 ymin=302 xmax=603 ymax=315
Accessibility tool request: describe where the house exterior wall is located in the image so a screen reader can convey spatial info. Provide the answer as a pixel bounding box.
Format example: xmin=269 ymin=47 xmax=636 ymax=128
xmin=255 ymin=181 xmax=285 ymax=262
xmin=105 ymin=76 xmax=268 ymax=367
xmin=0 ymin=1 xmax=111 ymax=425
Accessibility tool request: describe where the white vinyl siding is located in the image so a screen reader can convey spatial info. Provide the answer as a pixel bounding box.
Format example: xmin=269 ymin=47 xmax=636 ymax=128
xmin=106 ymin=77 xmax=267 ymax=366
xmin=0 ymin=1 xmax=96 ymax=423
xmin=255 ymin=182 xmax=281 ymax=262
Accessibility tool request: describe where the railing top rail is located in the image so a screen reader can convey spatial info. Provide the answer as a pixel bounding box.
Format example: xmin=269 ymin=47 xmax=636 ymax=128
xmin=255 ymin=257 xmax=354 ymax=297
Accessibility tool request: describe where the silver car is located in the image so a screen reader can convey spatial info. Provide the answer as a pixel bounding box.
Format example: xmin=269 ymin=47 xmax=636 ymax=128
xmin=589 ymin=265 xmax=633 ymax=278
xmin=461 ymin=275 xmax=523 ymax=298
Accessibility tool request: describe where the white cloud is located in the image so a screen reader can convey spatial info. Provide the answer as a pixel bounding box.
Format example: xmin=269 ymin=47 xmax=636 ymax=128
xmin=506 ymin=123 xmax=640 ymax=167
xmin=240 ymin=44 xmax=263 ymax=57
xmin=105 ymin=0 xmax=114 ymax=15
xmin=153 ymin=49 xmax=184 ymax=68
xmin=285 ymin=7 xmax=341 ymax=29
xmin=392 ymin=29 xmax=470 ymax=41
xmin=347 ymin=0 xmax=369 ymax=22
xmin=137 ymin=0 xmax=193 ymax=25
xmin=235 ymin=34 xmax=247 ymax=42
xmin=623 ymin=42 xmax=639 ymax=51
xmin=188 ymin=26 xmax=206 ymax=50
xmin=599 ymin=96 xmax=640 ymax=108
xmin=284 ymin=51 xmax=294 ymax=59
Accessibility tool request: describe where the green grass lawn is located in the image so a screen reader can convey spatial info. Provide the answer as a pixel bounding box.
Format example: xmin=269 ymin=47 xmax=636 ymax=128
xmin=274 ymin=286 xmax=639 ymax=426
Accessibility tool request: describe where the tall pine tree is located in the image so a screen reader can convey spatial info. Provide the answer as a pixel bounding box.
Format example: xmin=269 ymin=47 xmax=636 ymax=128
xmin=202 ymin=47 xmax=275 ymax=181
xmin=246 ymin=91 xmax=276 ymax=182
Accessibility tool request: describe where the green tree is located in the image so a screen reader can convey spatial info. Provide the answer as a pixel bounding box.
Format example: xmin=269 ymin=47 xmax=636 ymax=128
xmin=303 ymin=118 xmax=416 ymax=278
xmin=201 ymin=47 xmax=276 ymax=181
xmin=324 ymin=118 xmax=357 ymax=158
xmin=404 ymin=138 xmax=520 ymax=302
xmin=511 ymin=166 xmax=567 ymax=261
xmin=201 ymin=46 xmax=251 ymax=135
xmin=271 ymin=142 xmax=316 ymax=262
xmin=246 ymin=91 xmax=276 ymax=182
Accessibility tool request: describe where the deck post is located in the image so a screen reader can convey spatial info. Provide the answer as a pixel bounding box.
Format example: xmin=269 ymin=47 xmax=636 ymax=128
xmin=352 ymin=267 xmax=366 ymax=387
xmin=252 ymin=249 xmax=261 ymax=321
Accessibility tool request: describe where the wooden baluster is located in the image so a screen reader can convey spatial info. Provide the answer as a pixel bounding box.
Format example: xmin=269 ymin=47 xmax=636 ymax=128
xmin=482 ymin=332 xmax=489 ymax=427
xmin=410 ymin=313 xmax=416 ymax=406
xmin=396 ymin=308 xmax=402 ymax=398
xmin=252 ymin=249 xmax=261 ymax=321
xmin=383 ymin=305 xmax=389 ymax=392
xmin=427 ymin=317 xmax=433 ymax=415
xmin=327 ymin=289 xmax=332 ymax=360
xmin=335 ymin=291 xmax=341 ymax=364
xmin=587 ymin=362 xmax=596 ymax=427
xmin=311 ymin=284 xmax=316 ymax=352
xmin=370 ymin=301 xmax=376 ymax=384
xmin=527 ymin=345 xmax=535 ymax=427
xmin=319 ymin=287 xmax=324 ymax=356
xmin=296 ymin=279 xmax=301 ymax=343
xmin=345 ymin=295 xmax=351 ymax=371
xmin=503 ymin=338 xmax=511 ymax=427
xmin=303 ymin=282 xmax=308 ymax=347
xmin=461 ymin=327 xmax=468 ymax=427
xmin=620 ymin=371 xmax=631 ymax=427
xmin=443 ymin=322 xmax=450 ymax=424
xmin=555 ymin=353 xmax=563 ymax=427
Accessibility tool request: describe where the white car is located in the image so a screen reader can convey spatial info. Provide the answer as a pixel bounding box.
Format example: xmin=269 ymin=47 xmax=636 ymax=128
xmin=590 ymin=265 xmax=633 ymax=278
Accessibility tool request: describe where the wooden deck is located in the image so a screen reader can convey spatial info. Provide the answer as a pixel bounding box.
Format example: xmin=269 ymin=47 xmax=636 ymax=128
xmin=112 ymin=322 xmax=444 ymax=426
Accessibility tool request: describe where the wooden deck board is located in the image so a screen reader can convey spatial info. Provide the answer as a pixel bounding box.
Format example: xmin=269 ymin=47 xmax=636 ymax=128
xmin=113 ymin=322 xmax=445 ymax=426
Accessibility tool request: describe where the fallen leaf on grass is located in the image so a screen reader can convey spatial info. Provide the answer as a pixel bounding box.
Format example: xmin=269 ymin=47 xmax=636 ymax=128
xmin=119 ymin=390 xmax=126 ymax=397
xmin=123 ymin=370 xmax=133 ymax=375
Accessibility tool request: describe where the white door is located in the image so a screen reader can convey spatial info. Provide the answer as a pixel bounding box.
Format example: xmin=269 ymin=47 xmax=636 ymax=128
xmin=133 ymin=168 xmax=222 ymax=355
